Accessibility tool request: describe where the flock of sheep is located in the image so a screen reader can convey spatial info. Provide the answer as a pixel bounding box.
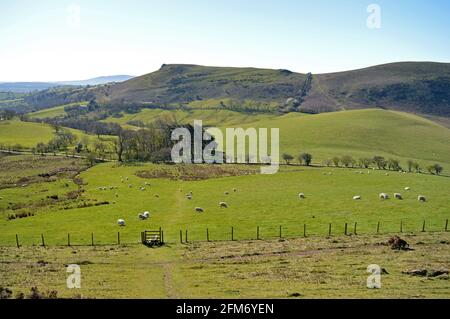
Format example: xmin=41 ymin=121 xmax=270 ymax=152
xmin=298 ymin=187 xmax=427 ymax=202
xmin=187 ymin=188 xmax=236 ymax=214
xmin=115 ymin=176 xmax=236 ymax=226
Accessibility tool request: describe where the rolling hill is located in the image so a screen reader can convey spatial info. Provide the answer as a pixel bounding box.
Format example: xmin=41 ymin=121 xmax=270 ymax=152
xmin=94 ymin=62 xmax=450 ymax=118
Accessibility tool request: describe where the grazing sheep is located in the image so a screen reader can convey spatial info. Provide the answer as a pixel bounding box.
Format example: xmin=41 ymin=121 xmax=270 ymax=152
xmin=154 ymin=194 xmax=160 ymax=198
xmin=224 ymin=192 xmax=229 ymax=195
xmin=405 ymin=187 xmax=411 ymax=191
xmin=233 ymin=188 xmax=237 ymax=192
xmin=379 ymin=193 xmax=389 ymax=200
xmin=186 ymin=194 xmax=192 ymax=200
xmin=138 ymin=213 xmax=145 ymax=220
xmin=143 ymin=211 xmax=150 ymax=219
xmin=219 ymin=202 xmax=228 ymax=208
xmin=121 ymin=179 xmax=124 ymax=183
xmin=298 ymin=193 xmax=305 ymax=199
xmin=418 ymin=195 xmax=426 ymax=202
xmin=394 ymin=193 xmax=403 ymax=200
xmin=195 ymin=207 xmax=204 ymax=213
xmin=117 ymin=219 xmax=126 ymax=226
xmin=353 ymin=195 xmax=361 ymax=200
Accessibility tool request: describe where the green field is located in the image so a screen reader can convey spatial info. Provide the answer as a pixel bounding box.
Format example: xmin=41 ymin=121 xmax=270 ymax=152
xmin=0 ymin=157 xmax=448 ymax=246
xmin=0 ymin=119 xmax=112 ymax=149
xmin=104 ymin=108 xmax=450 ymax=171
xmin=28 ymin=102 xmax=89 ymax=119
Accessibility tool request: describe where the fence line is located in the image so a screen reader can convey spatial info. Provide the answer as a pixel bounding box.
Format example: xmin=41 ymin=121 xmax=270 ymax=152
xmin=6 ymin=219 xmax=450 ymax=248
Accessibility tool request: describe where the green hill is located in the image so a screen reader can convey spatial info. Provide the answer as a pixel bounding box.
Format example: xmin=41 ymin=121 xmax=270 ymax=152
xmin=0 ymin=120 xmax=109 ymax=149
xmin=103 ymin=108 xmax=450 ymax=171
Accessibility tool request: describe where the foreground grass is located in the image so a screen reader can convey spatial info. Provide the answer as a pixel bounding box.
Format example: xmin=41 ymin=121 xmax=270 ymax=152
xmin=0 ymin=232 xmax=448 ymax=298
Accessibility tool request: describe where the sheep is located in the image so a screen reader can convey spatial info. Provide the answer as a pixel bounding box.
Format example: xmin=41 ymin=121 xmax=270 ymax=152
xmin=385 ymin=173 xmax=390 ymax=176
xmin=219 ymin=202 xmax=228 ymax=208
xmin=143 ymin=211 xmax=150 ymax=219
xmin=233 ymin=188 xmax=237 ymax=192
xmin=224 ymin=192 xmax=229 ymax=195
xmin=117 ymin=219 xmax=126 ymax=226
xmin=298 ymin=193 xmax=305 ymax=199
xmin=418 ymin=195 xmax=426 ymax=202
xmin=154 ymin=194 xmax=160 ymax=198
xmin=128 ymin=184 xmax=133 ymax=188
xmin=138 ymin=213 xmax=145 ymax=220
xmin=186 ymin=194 xmax=192 ymax=200
xmin=121 ymin=179 xmax=124 ymax=183
xmin=394 ymin=193 xmax=403 ymax=200
xmin=404 ymin=187 xmax=411 ymax=191
xmin=353 ymin=195 xmax=361 ymax=200
xmin=195 ymin=207 xmax=204 ymax=213
xmin=379 ymin=193 xmax=389 ymax=200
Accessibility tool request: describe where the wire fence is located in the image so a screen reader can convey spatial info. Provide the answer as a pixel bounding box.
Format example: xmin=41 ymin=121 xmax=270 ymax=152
xmin=5 ymin=218 xmax=449 ymax=248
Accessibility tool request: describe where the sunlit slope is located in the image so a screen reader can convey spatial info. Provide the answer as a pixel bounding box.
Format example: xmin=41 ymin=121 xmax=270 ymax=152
xmin=0 ymin=120 xmax=109 ymax=148
xmin=238 ymin=109 xmax=450 ymax=168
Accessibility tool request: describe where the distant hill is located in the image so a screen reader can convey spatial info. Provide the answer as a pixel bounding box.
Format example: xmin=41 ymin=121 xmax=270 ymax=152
xmin=95 ymin=62 xmax=450 ymax=118
xmin=0 ymin=82 xmax=60 ymax=93
xmin=57 ymin=75 xmax=134 ymax=86
xmin=0 ymin=75 xmax=134 ymax=93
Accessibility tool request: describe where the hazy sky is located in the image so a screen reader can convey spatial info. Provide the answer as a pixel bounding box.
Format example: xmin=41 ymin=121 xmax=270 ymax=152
xmin=0 ymin=0 xmax=449 ymax=82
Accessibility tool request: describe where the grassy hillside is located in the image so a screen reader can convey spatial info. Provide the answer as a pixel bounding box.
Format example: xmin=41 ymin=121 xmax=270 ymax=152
xmin=28 ymin=102 xmax=88 ymax=119
xmin=103 ymin=108 xmax=450 ymax=170
xmin=304 ymin=62 xmax=450 ymax=116
xmin=97 ymin=64 xmax=307 ymax=111
xmin=0 ymin=119 xmax=110 ymax=149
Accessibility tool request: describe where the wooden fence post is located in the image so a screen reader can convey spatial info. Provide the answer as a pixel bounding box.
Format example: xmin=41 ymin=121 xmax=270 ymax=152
xmin=15 ymin=234 xmax=20 ymax=248
xmin=117 ymin=232 xmax=120 ymax=245
xmin=303 ymin=224 xmax=306 ymax=237
xmin=344 ymin=223 xmax=348 ymax=236
xmin=161 ymin=230 xmax=164 ymax=244
xmin=422 ymin=220 xmax=426 ymax=232
xmin=231 ymin=227 xmax=234 ymax=241
xmin=206 ymin=228 xmax=210 ymax=242
xmin=354 ymin=222 xmax=357 ymax=235
xmin=92 ymin=233 xmax=94 ymax=246
xmin=257 ymin=226 xmax=260 ymax=240
xmin=180 ymin=230 xmax=183 ymax=243
xmin=400 ymin=220 xmax=403 ymax=233
xmin=185 ymin=229 xmax=188 ymax=243
xmin=279 ymin=226 xmax=282 ymax=238
xmin=377 ymin=221 xmax=380 ymax=234
xmin=446 ymin=219 xmax=448 ymax=232
xmin=67 ymin=233 xmax=70 ymax=246
xmin=328 ymin=223 xmax=332 ymax=236
xmin=41 ymin=234 xmax=45 ymax=247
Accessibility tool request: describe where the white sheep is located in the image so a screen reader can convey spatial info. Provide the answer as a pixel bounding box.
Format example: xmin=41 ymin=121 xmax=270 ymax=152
xmin=117 ymin=219 xmax=126 ymax=226
xmin=195 ymin=207 xmax=204 ymax=213
xmin=418 ymin=195 xmax=426 ymax=202
xmin=186 ymin=194 xmax=192 ymax=200
xmin=219 ymin=202 xmax=228 ymax=208
xmin=405 ymin=187 xmax=411 ymax=191
xmin=138 ymin=213 xmax=145 ymax=220
xmin=143 ymin=211 xmax=150 ymax=219
xmin=379 ymin=193 xmax=389 ymax=200
xmin=298 ymin=193 xmax=305 ymax=199
xmin=394 ymin=193 xmax=403 ymax=200
xmin=353 ymin=195 xmax=361 ymax=200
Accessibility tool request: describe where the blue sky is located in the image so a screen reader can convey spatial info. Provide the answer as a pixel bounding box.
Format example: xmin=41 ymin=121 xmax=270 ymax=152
xmin=0 ymin=0 xmax=449 ymax=81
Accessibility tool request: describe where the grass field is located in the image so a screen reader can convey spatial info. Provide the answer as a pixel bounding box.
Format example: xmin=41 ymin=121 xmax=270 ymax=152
xmin=0 ymin=156 xmax=448 ymax=246
xmin=104 ymin=108 xmax=450 ymax=171
xmin=0 ymin=119 xmax=112 ymax=149
xmin=0 ymin=232 xmax=448 ymax=298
